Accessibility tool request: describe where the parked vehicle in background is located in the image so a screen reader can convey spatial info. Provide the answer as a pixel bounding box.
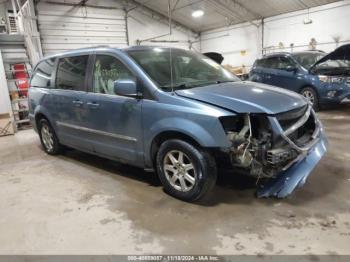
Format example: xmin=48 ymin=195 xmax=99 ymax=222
xmin=203 ymin=52 xmax=224 ymax=64
xmin=203 ymin=52 xmax=249 ymax=80
xmin=29 ymin=46 xmax=327 ymax=201
xmin=249 ymin=44 xmax=350 ymax=110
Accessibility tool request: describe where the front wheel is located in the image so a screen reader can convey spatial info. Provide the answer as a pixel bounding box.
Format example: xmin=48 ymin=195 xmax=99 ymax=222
xmin=300 ymin=87 xmax=319 ymax=111
xmin=156 ymin=139 xmax=217 ymax=202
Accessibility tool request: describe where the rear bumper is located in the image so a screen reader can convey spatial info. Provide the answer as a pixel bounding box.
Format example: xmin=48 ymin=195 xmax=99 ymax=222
xmin=29 ymin=113 xmax=38 ymax=133
xmin=257 ymin=129 xmax=328 ymax=198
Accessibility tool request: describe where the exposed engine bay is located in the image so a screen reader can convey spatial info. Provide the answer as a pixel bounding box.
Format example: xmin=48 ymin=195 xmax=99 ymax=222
xmin=221 ymin=105 xmax=318 ymax=180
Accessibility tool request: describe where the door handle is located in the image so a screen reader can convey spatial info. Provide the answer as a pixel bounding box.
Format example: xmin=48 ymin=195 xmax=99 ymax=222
xmin=87 ymin=102 xmax=100 ymax=109
xmin=72 ymin=100 xmax=84 ymax=106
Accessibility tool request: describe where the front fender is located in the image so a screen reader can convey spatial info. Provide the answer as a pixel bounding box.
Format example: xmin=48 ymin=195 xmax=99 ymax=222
xmin=143 ymin=117 xmax=230 ymax=167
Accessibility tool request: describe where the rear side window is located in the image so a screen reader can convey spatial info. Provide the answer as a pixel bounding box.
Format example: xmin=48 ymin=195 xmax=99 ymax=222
xmin=56 ymin=55 xmax=88 ymax=91
xmin=31 ymin=58 xmax=56 ymax=88
xmin=255 ymin=59 xmax=266 ymax=68
xmin=255 ymin=57 xmax=279 ymax=69
xmin=263 ymin=57 xmax=279 ymax=69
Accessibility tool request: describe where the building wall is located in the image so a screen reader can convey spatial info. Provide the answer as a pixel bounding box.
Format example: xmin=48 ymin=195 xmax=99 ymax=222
xmin=200 ymin=0 xmax=350 ymax=71
xmin=37 ymin=0 xmax=127 ymax=55
xmin=0 ymin=51 xmax=11 ymax=115
xmin=200 ymin=22 xmax=260 ymax=71
xmin=35 ymin=0 xmax=198 ymax=56
xmin=127 ymin=9 xmax=199 ymax=51
xmin=0 ymin=2 xmax=7 ymax=22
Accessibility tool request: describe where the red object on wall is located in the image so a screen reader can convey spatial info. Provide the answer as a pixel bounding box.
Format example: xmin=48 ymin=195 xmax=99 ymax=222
xmin=12 ymin=64 xmax=29 ymax=97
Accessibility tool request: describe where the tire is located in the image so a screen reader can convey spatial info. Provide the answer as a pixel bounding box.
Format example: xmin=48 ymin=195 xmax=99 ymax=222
xmin=300 ymin=87 xmax=319 ymax=111
xmin=38 ymin=118 xmax=62 ymax=155
xmin=156 ymin=139 xmax=217 ymax=202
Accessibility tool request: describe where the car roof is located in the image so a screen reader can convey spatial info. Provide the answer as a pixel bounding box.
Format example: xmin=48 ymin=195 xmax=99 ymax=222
xmin=39 ymin=46 xmax=117 ymax=61
xmin=261 ymin=50 xmax=324 ymax=59
xmin=37 ymin=45 xmax=186 ymax=64
xmin=123 ymin=45 xmax=184 ymax=51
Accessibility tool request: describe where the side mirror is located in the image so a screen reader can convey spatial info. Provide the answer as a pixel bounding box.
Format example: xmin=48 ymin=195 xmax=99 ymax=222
xmin=113 ymin=79 xmax=141 ymax=98
xmin=285 ymin=65 xmax=297 ymax=73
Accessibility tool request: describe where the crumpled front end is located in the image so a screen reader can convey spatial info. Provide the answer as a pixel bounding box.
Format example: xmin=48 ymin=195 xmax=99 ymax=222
xmin=220 ymin=104 xmax=327 ymax=198
xmin=257 ymin=131 xmax=327 ymax=198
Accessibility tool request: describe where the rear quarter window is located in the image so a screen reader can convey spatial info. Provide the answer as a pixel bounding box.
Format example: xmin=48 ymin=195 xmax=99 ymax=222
xmin=263 ymin=57 xmax=280 ymax=69
xmin=30 ymin=58 xmax=56 ymax=88
xmin=255 ymin=59 xmax=266 ymax=68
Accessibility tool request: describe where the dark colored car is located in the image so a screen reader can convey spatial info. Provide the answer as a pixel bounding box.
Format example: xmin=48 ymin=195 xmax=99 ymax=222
xmin=203 ymin=52 xmax=224 ymax=64
xmin=249 ymin=44 xmax=350 ymax=110
xmin=29 ymin=46 xmax=327 ymax=201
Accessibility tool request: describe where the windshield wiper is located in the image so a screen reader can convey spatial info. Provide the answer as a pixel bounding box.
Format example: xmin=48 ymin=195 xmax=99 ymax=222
xmin=216 ymin=80 xmax=236 ymax=84
xmin=161 ymin=83 xmax=190 ymax=91
xmin=191 ymin=80 xmax=236 ymax=87
xmin=161 ymin=79 xmax=237 ymax=91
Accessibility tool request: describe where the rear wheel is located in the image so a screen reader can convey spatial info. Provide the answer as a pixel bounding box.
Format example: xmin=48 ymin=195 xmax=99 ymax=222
xmin=156 ymin=139 xmax=217 ymax=202
xmin=39 ymin=119 xmax=62 ymax=155
xmin=300 ymin=87 xmax=319 ymax=111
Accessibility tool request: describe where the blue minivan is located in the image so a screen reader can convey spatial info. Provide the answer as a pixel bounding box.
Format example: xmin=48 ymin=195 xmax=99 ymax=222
xmin=249 ymin=44 xmax=350 ymax=110
xmin=29 ymin=46 xmax=327 ymax=201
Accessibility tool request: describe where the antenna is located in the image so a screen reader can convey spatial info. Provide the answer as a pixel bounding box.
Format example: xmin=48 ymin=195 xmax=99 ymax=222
xmin=169 ymin=48 xmax=174 ymax=93
xmin=168 ymin=0 xmax=174 ymax=93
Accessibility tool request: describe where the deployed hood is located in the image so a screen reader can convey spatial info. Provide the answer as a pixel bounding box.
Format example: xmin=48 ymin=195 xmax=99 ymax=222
xmin=176 ymin=81 xmax=307 ymax=114
xmin=310 ymin=44 xmax=350 ymax=73
xmin=203 ymin=52 xmax=224 ymax=64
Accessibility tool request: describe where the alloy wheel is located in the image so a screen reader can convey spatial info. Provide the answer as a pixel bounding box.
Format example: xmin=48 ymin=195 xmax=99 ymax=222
xmin=163 ymin=150 xmax=196 ymax=192
xmin=41 ymin=123 xmax=54 ymax=152
xmin=302 ymin=90 xmax=315 ymax=104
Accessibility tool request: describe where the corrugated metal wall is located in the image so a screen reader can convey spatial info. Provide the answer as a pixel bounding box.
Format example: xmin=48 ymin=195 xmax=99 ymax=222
xmin=37 ymin=2 xmax=127 ymax=55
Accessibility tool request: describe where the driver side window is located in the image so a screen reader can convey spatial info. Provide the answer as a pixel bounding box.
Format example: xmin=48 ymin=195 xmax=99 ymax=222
xmin=93 ymin=55 xmax=134 ymax=95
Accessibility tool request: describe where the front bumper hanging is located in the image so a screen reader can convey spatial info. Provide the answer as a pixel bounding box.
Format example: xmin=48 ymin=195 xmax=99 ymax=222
xmin=257 ymin=106 xmax=328 ymax=198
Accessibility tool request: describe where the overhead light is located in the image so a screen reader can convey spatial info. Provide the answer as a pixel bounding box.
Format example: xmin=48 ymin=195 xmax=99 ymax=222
xmin=192 ymin=9 xmax=204 ymax=18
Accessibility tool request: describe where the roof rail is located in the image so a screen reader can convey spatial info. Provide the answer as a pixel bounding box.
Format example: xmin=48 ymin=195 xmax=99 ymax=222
xmin=72 ymin=45 xmax=111 ymax=51
xmin=262 ymin=52 xmax=290 ymax=57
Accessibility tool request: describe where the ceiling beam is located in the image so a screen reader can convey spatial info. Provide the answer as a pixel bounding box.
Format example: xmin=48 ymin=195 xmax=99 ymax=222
xmin=229 ymin=0 xmax=261 ymax=19
xmin=172 ymin=0 xmax=205 ymax=12
xmin=124 ymin=0 xmax=199 ymax=35
xmin=207 ymin=0 xmax=261 ymax=27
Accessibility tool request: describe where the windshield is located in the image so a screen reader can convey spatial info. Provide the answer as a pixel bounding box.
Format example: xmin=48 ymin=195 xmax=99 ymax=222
xmin=127 ymin=47 xmax=240 ymax=91
xmin=292 ymin=53 xmax=325 ymax=70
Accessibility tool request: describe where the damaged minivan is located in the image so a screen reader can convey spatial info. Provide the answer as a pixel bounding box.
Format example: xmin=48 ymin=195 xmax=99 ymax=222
xmin=250 ymin=44 xmax=350 ymax=110
xmin=29 ymin=46 xmax=327 ymax=202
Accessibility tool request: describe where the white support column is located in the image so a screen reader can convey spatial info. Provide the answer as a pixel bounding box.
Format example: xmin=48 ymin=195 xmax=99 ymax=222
xmin=11 ymin=0 xmax=17 ymax=17
xmin=257 ymin=18 xmax=264 ymax=57
xmin=0 ymin=50 xmax=14 ymax=120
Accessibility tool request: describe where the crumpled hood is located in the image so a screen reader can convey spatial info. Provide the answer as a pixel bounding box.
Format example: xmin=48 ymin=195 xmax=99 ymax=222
xmin=176 ymin=81 xmax=307 ymax=114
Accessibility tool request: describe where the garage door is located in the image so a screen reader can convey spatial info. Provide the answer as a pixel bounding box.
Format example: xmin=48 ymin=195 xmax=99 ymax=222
xmin=37 ymin=2 xmax=127 ymax=56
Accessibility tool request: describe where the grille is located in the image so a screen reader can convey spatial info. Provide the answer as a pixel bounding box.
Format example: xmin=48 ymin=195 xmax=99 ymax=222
xmin=276 ymin=105 xmax=308 ymax=131
xmin=276 ymin=105 xmax=316 ymax=148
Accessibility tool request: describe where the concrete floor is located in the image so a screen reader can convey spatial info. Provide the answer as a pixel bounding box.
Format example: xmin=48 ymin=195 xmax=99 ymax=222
xmin=0 ymin=107 xmax=350 ymax=255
